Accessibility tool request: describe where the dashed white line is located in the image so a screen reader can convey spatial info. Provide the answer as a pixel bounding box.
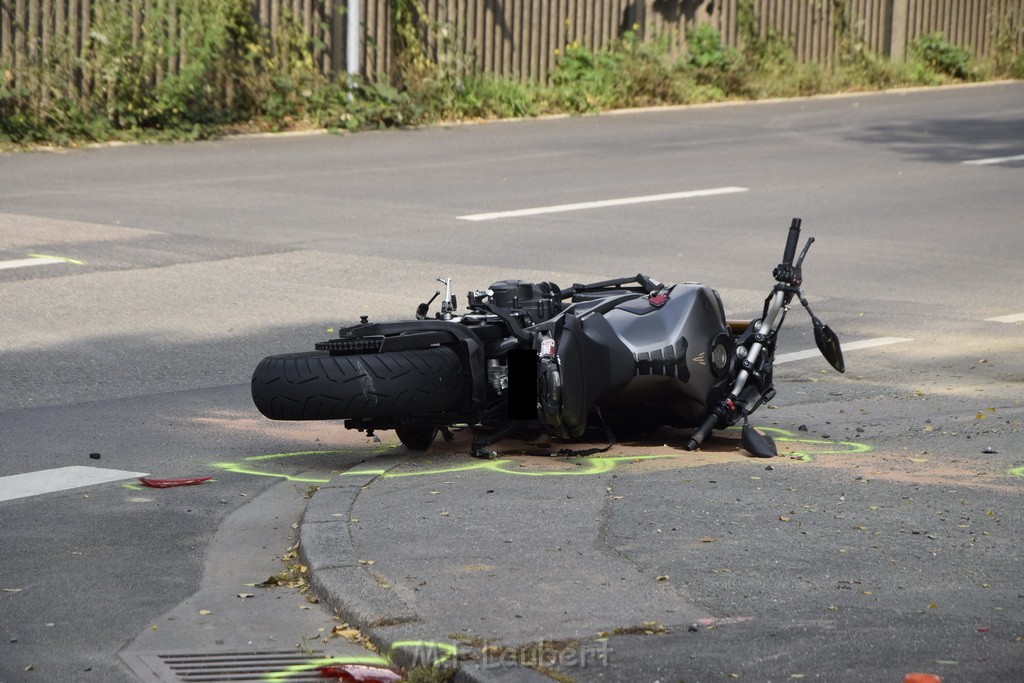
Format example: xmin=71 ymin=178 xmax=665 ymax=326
xmin=775 ymin=337 xmax=913 ymax=365
xmin=0 ymin=254 xmax=84 ymax=271
xmin=0 ymin=466 xmax=148 ymax=503
xmin=985 ymin=313 xmax=1024 ymax=323
xmin=962 ymin=153 xmax=1024 ymax=166
xmin=0 ymin=256 xmax=67 ymax=270
xmin=457 ymin=186 xmax=749 ymax=221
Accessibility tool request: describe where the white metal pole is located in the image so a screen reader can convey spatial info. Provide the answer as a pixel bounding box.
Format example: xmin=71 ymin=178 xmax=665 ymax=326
xmin=346 ymin=0 xmax=360 ymax=79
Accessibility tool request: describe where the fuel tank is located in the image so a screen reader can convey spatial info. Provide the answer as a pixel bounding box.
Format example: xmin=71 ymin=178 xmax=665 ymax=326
xmin=598 ymin=283 xmax=732 ymax=428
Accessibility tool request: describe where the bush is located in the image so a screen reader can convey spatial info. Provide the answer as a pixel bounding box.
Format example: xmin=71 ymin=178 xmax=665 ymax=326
xmin=549 ymin=33 xmax=678 ymax=113
xmin=682 ymin=23 xmax=746 ymax=95
xmin=991 ymin=14 xmax=1024 ymax=78
xmin=911 ymin=32 xmax=973 ymax=80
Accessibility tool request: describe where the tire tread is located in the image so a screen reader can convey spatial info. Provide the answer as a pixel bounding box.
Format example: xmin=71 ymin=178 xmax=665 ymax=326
xmin=252 ymin=348 xmax=463 ymax=420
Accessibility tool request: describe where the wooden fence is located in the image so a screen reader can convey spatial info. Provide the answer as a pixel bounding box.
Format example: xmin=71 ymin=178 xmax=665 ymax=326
xmin=2 ymin=0 xmax=1022 ymax=90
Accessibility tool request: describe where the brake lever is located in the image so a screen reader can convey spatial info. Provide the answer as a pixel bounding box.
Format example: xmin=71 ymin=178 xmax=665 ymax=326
xmin=794 ymin=237 xmax=814 ymax=270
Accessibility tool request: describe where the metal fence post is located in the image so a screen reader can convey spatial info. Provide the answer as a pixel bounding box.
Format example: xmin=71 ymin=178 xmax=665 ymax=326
xmin=347 ymin=0 xmax=360 ymax=78
xmin=889 ymin=0 xmax=910 ymax=60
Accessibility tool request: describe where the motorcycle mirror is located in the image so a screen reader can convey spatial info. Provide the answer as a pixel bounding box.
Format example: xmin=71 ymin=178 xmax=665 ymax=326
xmin=814 ymin=323 xmax=846 ymax=373
xmin=416 ymin=290 xmax=441 ymax=320
xmin=741 ymin=423 xmax=777 ymax=458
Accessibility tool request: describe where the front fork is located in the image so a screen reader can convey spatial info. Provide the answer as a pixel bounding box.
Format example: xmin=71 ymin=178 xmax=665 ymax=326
xmin=730 ymin=287 xmax=790 ymax=401
xmin=684 ymin=287 xmax=790 ymax=451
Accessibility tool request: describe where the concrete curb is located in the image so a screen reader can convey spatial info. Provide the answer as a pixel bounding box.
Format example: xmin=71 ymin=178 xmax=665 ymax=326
xmin=453 ymin=662 xmax=556 ymax=683
xmin=299 ymin=453 xmax=550 ymax=681
xmin=300 ymin=454 xmax=419 ymax=627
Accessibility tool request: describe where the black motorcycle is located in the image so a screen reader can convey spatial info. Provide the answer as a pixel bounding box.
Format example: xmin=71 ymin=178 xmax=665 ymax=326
xmin=252 ymin=219 xmax=844 ymax=457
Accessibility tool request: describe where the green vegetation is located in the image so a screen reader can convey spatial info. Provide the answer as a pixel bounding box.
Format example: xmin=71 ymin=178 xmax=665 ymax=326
xmin=1 ymin=0 xmax=1021 ymax=149
xmin=912 ymin=32 xmax=974 ymax=80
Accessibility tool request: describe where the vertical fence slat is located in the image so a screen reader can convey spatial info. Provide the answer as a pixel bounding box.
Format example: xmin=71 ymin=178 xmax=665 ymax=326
xmin=4 ymin=0 xmax=1020 ymax=110
xmin=2 ymin=0 xmax=13 ymax=65
xmin=25 ymin=0 xmax=36 ymax=63
xmin=65 ymin=0 xmax=78 ymax=97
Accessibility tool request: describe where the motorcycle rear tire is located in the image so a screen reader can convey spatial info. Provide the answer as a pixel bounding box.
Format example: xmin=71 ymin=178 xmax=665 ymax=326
xmin=252 ymin=348 xmax=463 ymax=421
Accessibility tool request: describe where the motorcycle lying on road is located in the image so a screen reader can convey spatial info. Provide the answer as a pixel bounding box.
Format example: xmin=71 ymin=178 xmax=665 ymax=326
xmin=252 ymin=219 xmax=845 ymax=458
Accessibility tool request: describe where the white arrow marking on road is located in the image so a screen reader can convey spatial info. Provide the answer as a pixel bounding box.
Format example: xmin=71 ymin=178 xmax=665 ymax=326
xmin=0 ymin=254 xmax=85 ymax=271
xmin=985 ymin=313 xmax=1024 ymax=323
xmin=457 ymin=187 xmax=749 ymax=221
xmin=962 ymin=153 xmax=1024 ymax=166
xmin=775 ymin=337 xmax=913 ymax=365
xmin=0 ymin=466 xmax=149 ymax=503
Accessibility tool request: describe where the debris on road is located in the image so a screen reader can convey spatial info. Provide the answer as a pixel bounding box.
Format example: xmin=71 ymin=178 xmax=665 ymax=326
xmin=904 ymin=674 xmax=942 ymax=683
xmin=138 ymin=476 xmax=213 ymax=488
xmin=318 ymin=664 xmax=403 ymax=682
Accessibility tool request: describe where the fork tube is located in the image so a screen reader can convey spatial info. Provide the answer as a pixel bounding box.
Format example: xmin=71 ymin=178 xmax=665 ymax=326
xmin=730 ymin=289 xmax=788 ymax=399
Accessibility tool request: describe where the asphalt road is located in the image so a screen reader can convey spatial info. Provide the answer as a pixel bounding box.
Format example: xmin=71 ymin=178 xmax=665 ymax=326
xmin=1 ymin=81 xmax=1022 ymax=682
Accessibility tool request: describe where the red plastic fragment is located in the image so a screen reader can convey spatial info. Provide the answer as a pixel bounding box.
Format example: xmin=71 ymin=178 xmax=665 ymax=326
xmin=319 ymin=664 xmax=402 ymax=682
xmin=138 ymin=476 xmax=213 ymax=488
xmin=904 ymin=674 xmax=942 ymax=683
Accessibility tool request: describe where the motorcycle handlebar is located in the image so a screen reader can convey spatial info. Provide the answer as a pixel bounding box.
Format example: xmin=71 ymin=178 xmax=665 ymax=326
xmin=782 ymin=217 xmax=802 ymax=266
xmin=684 ymin=411 xmax=720 ymax=451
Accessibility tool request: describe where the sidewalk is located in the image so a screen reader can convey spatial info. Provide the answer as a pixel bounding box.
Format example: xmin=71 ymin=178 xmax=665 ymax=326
xmin=300 ymin=429 xmax=724 ymax=680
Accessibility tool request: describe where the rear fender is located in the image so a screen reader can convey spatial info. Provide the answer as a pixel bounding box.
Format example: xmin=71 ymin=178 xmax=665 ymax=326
xmin=337 ymin=320 xmax=487 ymax=413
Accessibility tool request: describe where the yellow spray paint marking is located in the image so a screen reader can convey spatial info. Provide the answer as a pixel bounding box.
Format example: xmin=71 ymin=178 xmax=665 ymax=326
xmin=1009 ymin=466 xmax=1024 ymax=478
xmin=389 ymin=640 xmax=460 ymax=665
xmin=736 ymin=427 xmax=873 ymax=462
xmin=209 ymin=428 xmax=873 ymax=483
xmin=262 ymin=654 xmax=392 ymax=681
xmin=242 ymin=450 xmax=345 ymax=462
xmin=211 ymin=450 xmax=354 ymax=483
xmin=209 ymin=462 xmax=333 ymax=484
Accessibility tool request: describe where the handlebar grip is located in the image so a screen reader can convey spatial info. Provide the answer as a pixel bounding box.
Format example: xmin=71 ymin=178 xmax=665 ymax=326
xmin=782 ymin=218 xmax=802 ymax=266
xmin=684 ymin=412 xmax=720 ymax=451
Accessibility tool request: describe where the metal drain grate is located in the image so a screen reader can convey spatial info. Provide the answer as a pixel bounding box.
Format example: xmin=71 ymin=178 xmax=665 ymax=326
xmin=122 ymin=649 xmax=363 ymax=682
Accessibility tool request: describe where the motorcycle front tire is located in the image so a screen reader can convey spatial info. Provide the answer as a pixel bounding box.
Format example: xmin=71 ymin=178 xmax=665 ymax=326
xmin=252 ymin=347 xmax=464 ymax=421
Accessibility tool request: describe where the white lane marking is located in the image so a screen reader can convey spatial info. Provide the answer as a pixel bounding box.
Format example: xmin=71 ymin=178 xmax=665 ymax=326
xmin=0 ymin=254 xmax=84 ymax=271
xmin=775 ymin=337 xmax=913 ymax=364
xmin=457 ymin=186 xmax=749 ymax=221
xmin=0 ymin=466 xmax=149 ymax=503
xmin=0 ymin=256 xmax=66 ymax=270
xmin=985 ymin=313 xmax=1024 ymax=323
xmin=962 ymin=153 xmax=1024 ymax=166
